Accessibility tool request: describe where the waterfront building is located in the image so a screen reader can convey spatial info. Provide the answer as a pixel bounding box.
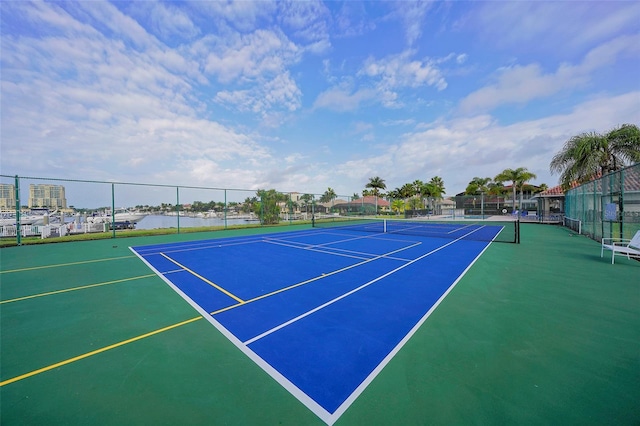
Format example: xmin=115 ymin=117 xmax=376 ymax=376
xmin=0 ymin=184 xmax=16 ymax=209
xmin=28 ymin=184 xmax=67 ymax=209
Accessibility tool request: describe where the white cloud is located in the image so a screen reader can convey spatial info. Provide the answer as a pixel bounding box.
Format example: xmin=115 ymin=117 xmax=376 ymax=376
xmin=313 ymin=86 xmax=377 ymax=112
xmin=334 ymin=1 xmax=375 ymax=38
xmin=215 ymin=71 xmax=301 ymax=116
xmin=467 ymin=1 xmax=640 ymax=54
xmin=391 ymin=0 xmax=434 ymax=46
xmin=459 ymin=34 xmax=640 ymax=113
xmin=76 ymin=1 xmax=158 ymax=50
xmin=360 ymin=50 xmax=447 ymax=91
xmin=381 ymin=119 xmax=415 ymax=127
xmin=204 ymin=29 xmax=300 ymax=83
xmin=278 ymin=0 xmax=331 ymax=54
xmin=330 ymin=92 xmax=640 ymax=195
xmin=353 ymin=121 xmax=373 ymax=133
xmin=192 ymin=1 xmax=277 ymax=33
xmin=147 ymin=2 xmax=200 ymax=40
xmin=354 ymin=50 xmax=448 ymax=108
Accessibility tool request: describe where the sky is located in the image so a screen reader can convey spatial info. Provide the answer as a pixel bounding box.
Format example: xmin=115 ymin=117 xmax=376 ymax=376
xmin=1 ymin=0 xmax=640 ymax=207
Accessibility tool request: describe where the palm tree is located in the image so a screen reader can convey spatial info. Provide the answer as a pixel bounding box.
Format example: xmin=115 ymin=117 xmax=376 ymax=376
xmin=550 ymin=124 xmax=640 ymax=189
xmin=494 ymin=167 xmax=537 ymax=213
xmin=412 ymin=179 xmax=424 ymax=207
xmin=399 ymin=183 xmax=414 ymax=200
xmin=366 ymin=176 xmax=386 ymax=197
xmin=387 ymin=188 xmax=401 ymax=200
xmin=465 ymin=177 xmax=492 ymax=195
xmin=319 ymin=187 xmax=337 ymax=203
xmin=429 ymin=176 xmax=446 ymax=197
xmin=420 ymin=182 xmax=435 ymax=211
xmin=391 ymin=199 xmax=405 ymax=216
xmin=299 ymin=194 xmax=314 ymax=214
xmin=365 ymin=176 xmax=386 ymax=214
xmin=424 ymin=177 xmax=446 ymax=213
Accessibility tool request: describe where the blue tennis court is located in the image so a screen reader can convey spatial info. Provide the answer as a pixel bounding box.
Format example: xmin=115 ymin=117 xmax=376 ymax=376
xmin=130 ymin=223 xmax=505 ymax=424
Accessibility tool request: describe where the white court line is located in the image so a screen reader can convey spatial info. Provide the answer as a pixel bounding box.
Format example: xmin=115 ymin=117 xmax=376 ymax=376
xmin=265 ymin=239 xmax=374 ymax=261
xmin=243 ymin=226 xmax=485 ymax=346
xmin=136 ymin=237 xmax=265 ymax=256
xmin=264 ymin=238 xmax=416 ymax=263
xmin=387 ymin=221 xmax=476 ymax=235
xmin=265 ymin=231 xmax=385 ymax=250
xmin=162 ymin=268 xmax=184 ymax=275
xmin=310 ymin=229 xmax=426 ymax=246
xmin=134 ymin=228 xmax=336 ymax=256
xmin=133 ymin=228 xmax=327 ymax=255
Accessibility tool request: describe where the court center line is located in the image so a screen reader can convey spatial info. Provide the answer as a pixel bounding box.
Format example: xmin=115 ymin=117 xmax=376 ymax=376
xmin=206 ymin=240 xmax=423 ymax=317
xmin=264 ymin=239 xmax=373 ymax=261
xmin=0 ymin=316 xmax=203 ymax=387
xmin=318 ymin=229 xmax=421 ymax=246
xmin=385 ymin=222 xmax=476 ymax=236
xmin=265 ymin=238 xmax=413 ymax=262
xmin=0 ymin=255 xmax=137 ymax=274
xmin=0 ymin=274 xmax=156 ymax=305
xmin=160 ymin=253 xmax=245 ymax=303
xmin=243 ymin=226 xmax=486 ymax=345
xmin=277 ymin=231 xmax=408 ymax=249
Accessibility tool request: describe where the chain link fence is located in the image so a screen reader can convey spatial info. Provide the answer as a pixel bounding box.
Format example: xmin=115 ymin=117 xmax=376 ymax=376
xmin=0 ymin=174 xmax=366 ymax=245
xmin=564 ymin=163 xmax=640 ymax=242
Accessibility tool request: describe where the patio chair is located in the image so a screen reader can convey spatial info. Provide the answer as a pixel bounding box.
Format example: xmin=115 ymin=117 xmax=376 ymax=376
xmin=601 ymin=230 xmax=640 ymax=264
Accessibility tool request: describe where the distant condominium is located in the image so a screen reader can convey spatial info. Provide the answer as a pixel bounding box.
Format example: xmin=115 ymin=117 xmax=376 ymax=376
xmin=0 ymin=184 xmax=16 ymax=209
xmin=29 ymin=184 xmax=67 ymax=209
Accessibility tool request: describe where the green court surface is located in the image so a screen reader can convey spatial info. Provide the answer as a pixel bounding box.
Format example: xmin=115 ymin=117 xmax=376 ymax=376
xmin=1 ymin=224 xmax=638 ymax=425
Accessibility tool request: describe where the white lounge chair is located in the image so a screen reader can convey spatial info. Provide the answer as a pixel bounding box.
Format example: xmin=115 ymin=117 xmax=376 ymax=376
xmin=601 ymin=230 xmax=640 ymax=264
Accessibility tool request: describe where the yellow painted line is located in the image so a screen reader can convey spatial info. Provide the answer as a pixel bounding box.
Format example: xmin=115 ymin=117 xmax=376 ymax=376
xmin=0 ymin=241 xmax=421 ymax=386
xmin=0 ymin=316 xmax=203 ymax=387
xmin=0 ymin=256 xmax=136 ymax=274
xmin=0 ymin=274 xmax=156 ymax=305
xmin=160 ymin=253 xmax=245 ymax=304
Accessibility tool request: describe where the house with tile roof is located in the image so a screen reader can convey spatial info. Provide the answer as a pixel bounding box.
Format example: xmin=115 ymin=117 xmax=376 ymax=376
xmin=529 ymin=184 xmax=572 ymax=222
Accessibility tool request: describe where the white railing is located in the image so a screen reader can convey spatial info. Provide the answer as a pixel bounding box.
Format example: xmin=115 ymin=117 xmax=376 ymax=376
xmin=1 ymin=222 xmax=109 ymax=239
xmin=563 ymin=216 xmax=582 ymax=234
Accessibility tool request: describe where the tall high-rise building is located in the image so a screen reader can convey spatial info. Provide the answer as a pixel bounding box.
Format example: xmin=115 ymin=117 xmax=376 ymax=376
xmin=0 ymin=184 xmax=17 ymax=210
xmin=28 ymin=184 xmax=67 ymax=209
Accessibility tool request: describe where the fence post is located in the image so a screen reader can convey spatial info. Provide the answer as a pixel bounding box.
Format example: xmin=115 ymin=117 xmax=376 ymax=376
xmin=619 ymin=168 xmax=625 ymax=240
xmin=15 ymin=175 xmax=21 ymax=246
xmin=111 ymin=183 xmax=116 ymax=239
xmin=176 ymin=186 xmax=180 ymax=234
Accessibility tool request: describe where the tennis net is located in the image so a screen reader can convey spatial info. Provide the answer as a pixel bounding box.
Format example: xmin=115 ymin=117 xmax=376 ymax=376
xmin=312 ymin=216 xmax=520 ymax=243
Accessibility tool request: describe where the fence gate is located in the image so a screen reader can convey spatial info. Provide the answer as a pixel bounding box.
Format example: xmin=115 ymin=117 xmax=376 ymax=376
xmin=601 ymin=192 xmax=622 ymax=241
